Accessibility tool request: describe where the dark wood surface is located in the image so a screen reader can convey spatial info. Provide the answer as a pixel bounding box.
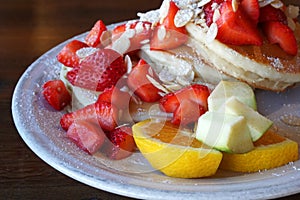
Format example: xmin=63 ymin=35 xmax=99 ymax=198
xmin=1 ymin=0 xmax=299 ymax=199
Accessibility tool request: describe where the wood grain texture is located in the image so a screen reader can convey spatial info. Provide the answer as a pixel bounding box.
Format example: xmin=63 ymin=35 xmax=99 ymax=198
xmin=1 ymin=0 xmax=299 ymax=199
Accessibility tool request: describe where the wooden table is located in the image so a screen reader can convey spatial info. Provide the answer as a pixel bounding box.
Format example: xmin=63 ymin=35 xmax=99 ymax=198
xmin=1 ymin=0 xmax=299 ymax=199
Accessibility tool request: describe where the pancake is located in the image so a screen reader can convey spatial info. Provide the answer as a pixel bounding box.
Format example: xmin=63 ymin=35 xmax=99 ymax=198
xmin=185 ymin=22 xmax=300 ymax=91
xmin=140 ymin=44 xmax=235 ymax=89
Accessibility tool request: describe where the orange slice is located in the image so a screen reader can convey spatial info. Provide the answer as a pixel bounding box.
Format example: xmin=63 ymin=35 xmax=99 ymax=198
xmin=132 ymin=119 xmax=223 ymax=178
xmin=220 ymin=129 xmax=299 ymax=172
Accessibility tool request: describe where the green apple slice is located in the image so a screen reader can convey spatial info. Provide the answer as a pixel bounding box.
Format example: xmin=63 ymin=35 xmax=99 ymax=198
xmin=224 ymin=97 xmax=273 ymax=141
xmin=196 ymin=112 xmax=254 ymax=154
xmin=208 ymin=80 xmax=257 ymax=111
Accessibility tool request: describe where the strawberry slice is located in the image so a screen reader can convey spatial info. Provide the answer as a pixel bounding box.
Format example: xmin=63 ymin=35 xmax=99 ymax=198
xmin=172 ymin=100 xmax=206 ymax=125
xmin=262 ymin=21 xmax=298 ymax=56
xmin=103 ymin=126 xmax=136 ymax=160
xmin=216 ymin=1 xmax=262 ymax=46
xmin=159 ymin=84 xmax=210 ymax=125
xmin=66 ymin=120 xmax=106 ymax=155
xmin=150 ymin=0 xmax=188 ymax=50
xmin=160 ymin=84 xmax=210 ymax=112
xmin=60 ymin=101 xmax=118 ymax=132
xmin=259 ymin=5 xmax=288 ymax=24
xmin=66 ymin=49 xmax=126 ymax=91
xmin=57 ymin=40 xmax=89 ymax=68
xmin=85 ymin=20 xmax=108 ymax=48
xmin=240 ymin=0 xmax=260 ymax=25
xmin=127 ymin=59 xmax=162 ymax=102
xmin=96 ymin=85 xmax=131 ymax=109
xmin=112 ymin=21 xmax=152 ymax=53
xmin=42 ymin=80 xmax=71 ymax=111
xmin=159 ymin=92 xmax=178 ymax=113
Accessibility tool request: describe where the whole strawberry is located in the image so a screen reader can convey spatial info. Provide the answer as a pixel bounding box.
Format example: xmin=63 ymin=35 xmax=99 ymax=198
xmin=67 ymin=49 xmax=126 ymax=91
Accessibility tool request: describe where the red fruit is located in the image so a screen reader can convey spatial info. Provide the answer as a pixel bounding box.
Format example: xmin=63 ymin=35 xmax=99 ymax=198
xmin=204 ymin=0 xmax=224 ymax=26
xmin=172 ymin=100 xmax=206 ymax=126
xmin=216 ymin=1 xmax=262 ymax=45
xmin=127 ymin=59 xmax=162 ymax=102
xmin=42 ymin=80 xmax=71 ymax=111
xmin=259 ymin=5 xmax=288 ymax=24
xmin=66 ymin=49 xmax=126 ymax=91
xmin=160 ymin=84 xmax=210 ymax=113
xmin=96 ymin=85 xmax=131 ymax=109
xmin=60 ymin=101 xmax=118 ymax=132
xmin=150 ymin=1 xmax=188 ymax=50
xmin=112 ymin=21 xmax=152 ymax=53
xmin=103 ymin=126 xmax=136 ymax=160
xmin=262 ymin=21 xmax=298 ymax=56
xmin=159 ymin=92 xmax=179 ymax=113
xmin=66 ymin=120 xmax=105 ymax=155
xmin=57 ymin=40 xmax=89 ymax=68
xmin=85 ymin=20 xmax=108 ymax=48
xmin=240 ymin=0 xmax=260 ymax=24
xmin=160 ymin=84 xmax=210 ymax=125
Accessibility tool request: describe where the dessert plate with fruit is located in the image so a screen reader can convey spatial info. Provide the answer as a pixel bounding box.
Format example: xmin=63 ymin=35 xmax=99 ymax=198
xmin=12 ymin=0 xmax=300 ymax=199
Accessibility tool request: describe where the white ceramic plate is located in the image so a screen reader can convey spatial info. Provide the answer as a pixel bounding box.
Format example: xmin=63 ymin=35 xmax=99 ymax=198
xmin=12 ymin=23 xmax=300 ymax=200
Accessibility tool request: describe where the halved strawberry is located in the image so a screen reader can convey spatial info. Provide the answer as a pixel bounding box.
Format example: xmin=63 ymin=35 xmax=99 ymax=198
xmin=259 ymin=5 xmax=288 ymax=24
xmin=216 ymin=1 xmax=263 ymax=46
xmin=42 ymin=80 xmax=71 ymax=111
xmin=262 ymin=21 xmax=298 ymax=56
xmin=112 ymin=21 xmax=152 ymax=53
xmin=150 ymin=1 xmax=188 ymax=50
xmin=66 ymin=120 xmax=106 ymax=155
xmin=159 ymin=84 xmax=210 ymax=125
xmin=96 ymin=85 xmax=131 ymax=109
xmin=66 ymin=49 xmax=126 ymax=91
xmin=102 ymin=126 xmax=136 ymax=160
xmin=85 ymin=20 xmax=108 ymax=48
xmin=57 ymin=40 xmax=89 ymax=68
xmin=60 ymin=101 xmax=118 ymax=132
xmin=127 ymin=59 xmax=162 ymax=102
xmin=240 ymin=0 xmax=260 ymax=25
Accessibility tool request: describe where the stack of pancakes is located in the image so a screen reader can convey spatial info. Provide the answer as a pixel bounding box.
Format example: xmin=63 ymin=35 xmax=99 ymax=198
xmin=140 ymin=1 xmax=300 ymax=92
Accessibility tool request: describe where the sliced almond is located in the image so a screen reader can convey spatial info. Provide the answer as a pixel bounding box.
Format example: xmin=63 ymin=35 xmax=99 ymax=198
xmin=175 ymin=9 xmax=194 ymax=27
xmin=111 ymin=35 xmax=130 ymax=55
xmin=206 ymin=22 xmax=218 ymax=43
xmin=271 ymin=0 xmax=284 ymax=9
xmin=157 ymin=26 xmax=167 ymax=41
xmin=146 ymin=74 xmax=170 ymax=94
xmin=100 ymin=30 xmax=112 ymax=47
xmin=76 ymin=47 xmax=98 ymax=60
xmin=197 ymin=0 xmax=212 ymax=8
xmin=124 ymin=55 xmax=133 ymax=74
xmin=232 ymin=0 xmax=239 ymax=12
xmin=212 ymin=8 xmax=220 ymax=22
xmin=160 ymin=0 xmax=170 ymax=24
